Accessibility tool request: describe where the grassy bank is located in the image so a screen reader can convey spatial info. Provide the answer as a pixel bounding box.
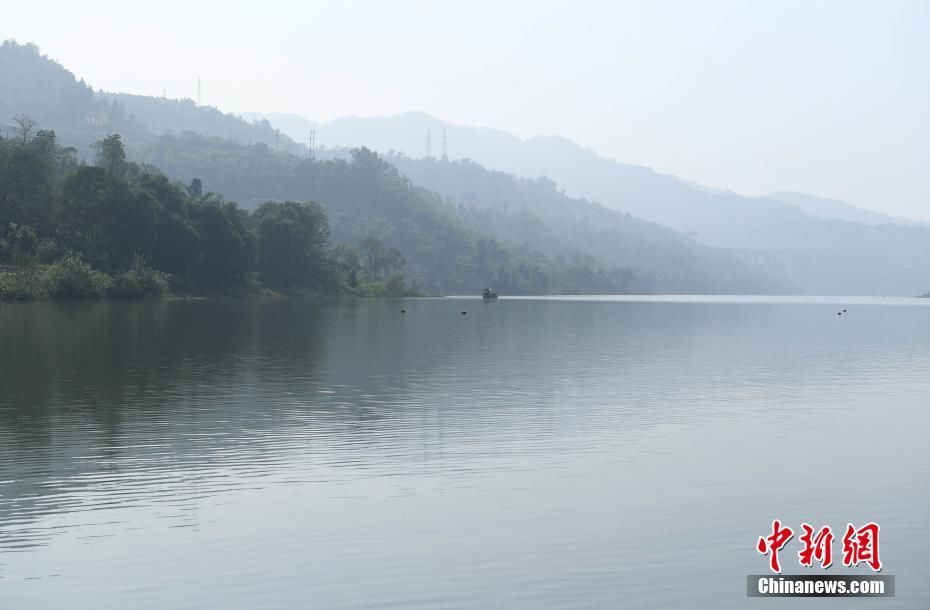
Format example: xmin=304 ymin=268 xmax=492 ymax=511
xmin=0 ymin=255 xmax=169 ymax=301
xmin=0 ymin=258 xmax=423 ymax=302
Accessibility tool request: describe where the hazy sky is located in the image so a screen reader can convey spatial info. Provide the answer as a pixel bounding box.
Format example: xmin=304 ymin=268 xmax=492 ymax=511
xmin=5 ymin=0 xmax=929 ymax=219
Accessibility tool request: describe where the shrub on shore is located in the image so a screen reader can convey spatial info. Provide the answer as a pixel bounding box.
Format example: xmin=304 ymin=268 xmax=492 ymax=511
xmin=0 ymin=267 xmax=43 ymax=300
xmin=361 ymin=274 xmax=423 ymax=297
xmin=108 ymin=256 xmax=170 ymax=299
xmin=1 ymin=256 xmax=173 ymax=302
xmin=41 ymin=255 xmax=112 ymax=299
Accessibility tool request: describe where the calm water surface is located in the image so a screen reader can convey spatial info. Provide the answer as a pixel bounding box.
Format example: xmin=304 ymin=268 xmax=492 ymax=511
xmin=1 ymin=296 xmax=929 ymax=609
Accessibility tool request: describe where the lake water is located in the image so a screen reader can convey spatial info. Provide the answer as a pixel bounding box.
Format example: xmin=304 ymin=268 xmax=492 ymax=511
xmin=1 ymin=296 xmax=928 ymax=609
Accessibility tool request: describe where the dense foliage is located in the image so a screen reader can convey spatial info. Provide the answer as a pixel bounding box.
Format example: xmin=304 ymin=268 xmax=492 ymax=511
xmin=0 ymin=129 xmax=416 ymax=299
xmin=1 ymin=40 xmax=794 ymax=297
xmin=141 ymin=134 xmax=646 ymax=294
xmin=263 ymin=112 xmax=930 ymax=296
xmin=387 ymin=155 xmax=786 ymax=294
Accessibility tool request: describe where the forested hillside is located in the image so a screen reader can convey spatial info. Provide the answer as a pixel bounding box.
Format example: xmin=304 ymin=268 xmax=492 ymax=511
xmin=0 ymin=41 xmax=300 ymax=157
xmin=98 ymin=92 xmax=304 ymax=155
xmin=2 ymin=40 xmax=791 ymax=296
xmin=0 ymin=41 xmax=145 ymax=155
xmin=259 ymin=111 xmax=930 ymax=295
xmin=141 ymin=133 xmax=649 ymax=294
xmin=385 ymin=155 xmax=783 ymax=294
xmin=1 ymin=130 xmax=417 ymax=299
xmin=143 ymin=133 xmax=786 ymax=294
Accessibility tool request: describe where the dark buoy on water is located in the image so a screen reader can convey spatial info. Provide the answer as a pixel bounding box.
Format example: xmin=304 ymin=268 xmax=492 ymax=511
xmin=461 ymin=311 xmax=467 ymax=315
xmin=843 ymin=309 xmax=847 ymax=312
xmin=400 ymin=309 xmax=406 ymax=314
xmin=838 ymin=312 xmax=843 ymax=315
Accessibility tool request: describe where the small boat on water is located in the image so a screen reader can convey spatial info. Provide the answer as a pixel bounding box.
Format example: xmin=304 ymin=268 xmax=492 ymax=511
xmin=482 ymin=288 xmax=499 ymax=300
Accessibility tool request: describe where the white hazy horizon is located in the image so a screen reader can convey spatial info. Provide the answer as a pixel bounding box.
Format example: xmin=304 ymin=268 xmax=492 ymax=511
xmin=4 ymin=0 xmax=928 ymax=221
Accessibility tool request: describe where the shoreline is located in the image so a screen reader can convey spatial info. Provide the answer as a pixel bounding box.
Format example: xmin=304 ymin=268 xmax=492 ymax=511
xmin=0 ymin=263 xmax=424 ymax=302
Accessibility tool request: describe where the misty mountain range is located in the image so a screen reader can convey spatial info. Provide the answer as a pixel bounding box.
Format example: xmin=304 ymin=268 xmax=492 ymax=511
xmin=2 ymin=41 xmax=928 ymax=295
xmin=241 ymin=112 xmax=930 ymax=295
xmin=248 ymin=111 xmax=925 ymax=226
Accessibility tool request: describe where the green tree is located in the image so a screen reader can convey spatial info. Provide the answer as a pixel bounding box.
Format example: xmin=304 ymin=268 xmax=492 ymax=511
xmin=253 ymin=200 xmax=330 ymax=289
xmin=330 ymin=243 xmax=361 ymax=289
xmin=359 ymin=237 xmax=385 ymax=279
xmin=134 ymin=172 xmax=201 ymax=276
xmin=0 ymin=130 xmax=55 ymax=231
xmin=93 ymin=134 xmax=128 ymax=177
xmin=381 ymin=247 xmax=405 ymax=279
xmin=187 ymin=178 xmax=203 ymax=198
xmin=59 ymin=165 xmax=159 ymax=270
xmin=189 ymin=195 xmax=254 ymax=287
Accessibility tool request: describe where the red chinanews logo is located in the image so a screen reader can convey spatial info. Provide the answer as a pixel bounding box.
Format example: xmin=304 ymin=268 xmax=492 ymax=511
xmin=757 ymin=519 xmax=882 ymax=573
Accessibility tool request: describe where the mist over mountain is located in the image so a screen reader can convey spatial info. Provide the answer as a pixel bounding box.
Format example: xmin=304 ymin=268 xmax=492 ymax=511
xmin=250 ymin=110 xmax=927 ymax=238
xmin=767 ymin=191 xmax=928 ymax=227
xmin=97 ymin=92 xmax=304 ymax=155
xmin=0 ymin=41 xmax=142 ymax=155
xmin=4 ymin=41 xmax=928 ymax=296
xmin=250 ymin=111 xmax=930 ymax=296
xmin=2 ymin=41 xmax=788 ymax=296
xmin=142 ymin=133 xmax=783 ymax=295
xmin=0 ymin=41 xmax=300 ymax=158
xmin=376 ymin=154 xmax=784 ymax=294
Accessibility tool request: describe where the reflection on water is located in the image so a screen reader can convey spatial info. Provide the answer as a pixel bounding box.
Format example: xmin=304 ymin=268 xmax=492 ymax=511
xmin=1 ymin=297 xmax=929 ymax=608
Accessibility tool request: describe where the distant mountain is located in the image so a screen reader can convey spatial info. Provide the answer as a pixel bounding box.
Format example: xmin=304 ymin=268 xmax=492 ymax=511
xmin=767 ymin=191 xmax=927 ymax=227
xmin=143 ymin=133 xmax=786 ymax=295
xmin=1 ymin=42 xmax=791 ymax=295
xmin=7 ymin=42 xmax=928 ymax=295
xmin=252 ymin=111 xmax=930 ymax=296
xmin=98 ymin=92 xmax=305 ymax=155
xmin=383 ymin=154 xmax=788 ymax=294
xmin=250 ymin=111 xmax=925 ymax=244
xmin=0 ymin=40 xmax=145 ymax=155
xmin=0 ymin=41 xmax=302 ymax=157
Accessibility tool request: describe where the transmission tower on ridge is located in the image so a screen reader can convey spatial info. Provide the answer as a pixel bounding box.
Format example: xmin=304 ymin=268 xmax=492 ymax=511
xmin=307 ymin=129 xmax=317 ymax=160
xmin=441 ymin=128 xmax=447 ymax=159
xmin=425 ymin=129 xmax=433 ymax=158
xmin=197 ymin=77 xmax=202 ymax=106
